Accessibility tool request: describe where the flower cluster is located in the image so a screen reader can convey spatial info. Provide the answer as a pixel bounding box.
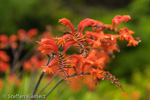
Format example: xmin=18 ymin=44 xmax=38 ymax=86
xmin=0 ymin=28 xmax=38 ymax=50
xmin=37 ymin=15 xmax=140 ymax=91
xmin=0 ymin=28 xmax=39 ymax=89
xmin=23 ymin=56 xmax=43 ymax=72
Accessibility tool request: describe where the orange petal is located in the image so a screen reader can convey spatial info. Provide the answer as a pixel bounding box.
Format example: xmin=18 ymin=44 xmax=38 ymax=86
xmin=64 ymin=41 xmax=75 ymax=55
xmin=37 ymin=38 xmax=58 ymax=55
xmin=59 ymin=18 xmax=75 ymax=35
xmin=78 ymin=18 xmax=95 ymax=33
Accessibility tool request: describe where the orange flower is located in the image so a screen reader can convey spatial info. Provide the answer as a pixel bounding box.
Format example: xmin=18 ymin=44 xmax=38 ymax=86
xmin=94 ymin=57 xmax=105 ymax=69
xmin=18 ymin=28 xmax=38 ymax=41
xmin=30 ymin=56 xmax=42 ymax=70
xmin=9 ymin=35 xmax=18 ymax=42
xmin=77 ymin=18 xmax=95 ymax=33
xmin=131 ymin=91 xmax=140 ymax=100
xmin=0 ymin=61 xmax=10 ymax=73
xmin=59 ymin=18 xmax=75 ymax=35
xmin=37 ymin=16 xmax=140 ymax=91
xmin=59 ymin=37 xmax=76 ymax=56
xmin=119 ymin=27 xmax=134 ymax=41
xmin=69 ymin=54 xmax=93 ymax=73
xmin=127 ymin=37 xmax=139 ymax=46
xmin=119 ymin=27 xmax=139 ymax=46
xmin=27 ymin=28 xmax=38 ymax=38
xmin=0 ymin=34 xmax=9 ymax=43
xmin=18 ymin=29 xmax=26 ymax=40
xmin=0 ymin=51 xmax=10 ymax=62
xmin=38 ymin=38 xmax=76 ymax=76
xmin=42 ymin=58 xmax=58 ymax=74
xmin=0 ymin=35 xmax=9 ymax=49
xmin=56 ymin=34 xmax=73 ymax=46
xmin=23 ymin=61 xmax=33 ymax=72
xmin=89 ymin=68 xmax=104 ymax=85
xmin=42 ymin=66 xmax=54 ymax=74
xmin=84 ymin=31 xmax=108 ymax=40
xmin=23 ymin=56 xmax=42 ymax=72
xmin=9 ymin=34 xmax=18 ymax=49
xmin=37 ymin=38 xmax=58 ymax=56
xmin=112 ymin=15 xmax=131 ymax=30
xmin=58 ymin=18 xmax=104 ymax=57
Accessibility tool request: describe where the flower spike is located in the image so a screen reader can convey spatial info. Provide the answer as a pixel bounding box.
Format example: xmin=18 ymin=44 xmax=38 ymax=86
xmin=37 ymin=15 xmax=140 ymax=92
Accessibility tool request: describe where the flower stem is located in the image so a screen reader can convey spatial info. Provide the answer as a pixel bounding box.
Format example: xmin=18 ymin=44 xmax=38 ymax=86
xmin=11 ymin=41 xmax=24 ymax=74
xmin=43 ymin=78 xmax=64 ymax=100
xmin=32 ymin=72 xmax=44 ymax=97
xmin=43 ymin=72 xmax=90 ymax=100
xmin=11 ymin=46 xmax=34 ymax=75
xmin=36 ymin=72 xmax=59 ymax=96
xmin=31 ymin=54 xmax=54 ymax=100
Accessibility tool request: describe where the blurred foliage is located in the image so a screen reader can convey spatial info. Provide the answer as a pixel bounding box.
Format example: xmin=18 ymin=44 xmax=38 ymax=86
xmin=0 ymin=0 xmax=150 ymax=99
xmin=0 ymin=66 xmax=150 ymax=100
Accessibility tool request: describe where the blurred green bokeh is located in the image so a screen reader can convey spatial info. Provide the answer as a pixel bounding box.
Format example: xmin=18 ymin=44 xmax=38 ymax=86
xmin=0 ymin=0 xmax=150 ymax=99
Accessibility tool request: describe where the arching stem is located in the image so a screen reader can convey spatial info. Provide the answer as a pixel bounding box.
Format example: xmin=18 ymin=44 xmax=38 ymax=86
xmin=31 ymin=54 xmax=54 ymax=100
xmin=43 ymin=72 xmax=90 ymax=100
xmin=36 ymin=72 xmax=59 ymax=96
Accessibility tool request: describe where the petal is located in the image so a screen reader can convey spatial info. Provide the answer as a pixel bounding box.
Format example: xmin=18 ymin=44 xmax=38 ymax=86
xmin=64 ymin=41 xmax=76 ymax=56
xmin=69 ymin=54 xmax=85 ymax=63
xmin=122 ymin=15 xmax=131 ymax=22
xmin=77 ymin=18 xmax=91 ymax=32
xmin=0 ymin=51 xmax=10 ymax=62
xmin=127 ymin=38 xmax=139 ymax=46
xmin=59 ymin=18 xmax=75 ymax=35
xmin=84 ymin=31 xmax=100 ymax=38
xmin=37 ymin=38 xmax=58 ymax=55
xmin=56 ymin=34 xmax=73 ymax=46
xmin=9 ymin=35 xmax=18 ymax=42
xmin=112 ymin=15 xmax=131 ymax=29
xmin=48 ymin=58 xmax=58 ymax=67
xmin=0 ymin=35 xmax=9 ymax=43
xmin=78 ymin=18 xmax=95 ymax=33
xmin=27 ymin=28 xmax=38 ymax=38
xmin=42 ymin=66 xmax=54 ymax=74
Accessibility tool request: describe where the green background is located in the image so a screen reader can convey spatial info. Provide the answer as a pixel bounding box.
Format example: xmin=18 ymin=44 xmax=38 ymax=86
xmin=0 ymin=0 xmax=150 ymax=100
